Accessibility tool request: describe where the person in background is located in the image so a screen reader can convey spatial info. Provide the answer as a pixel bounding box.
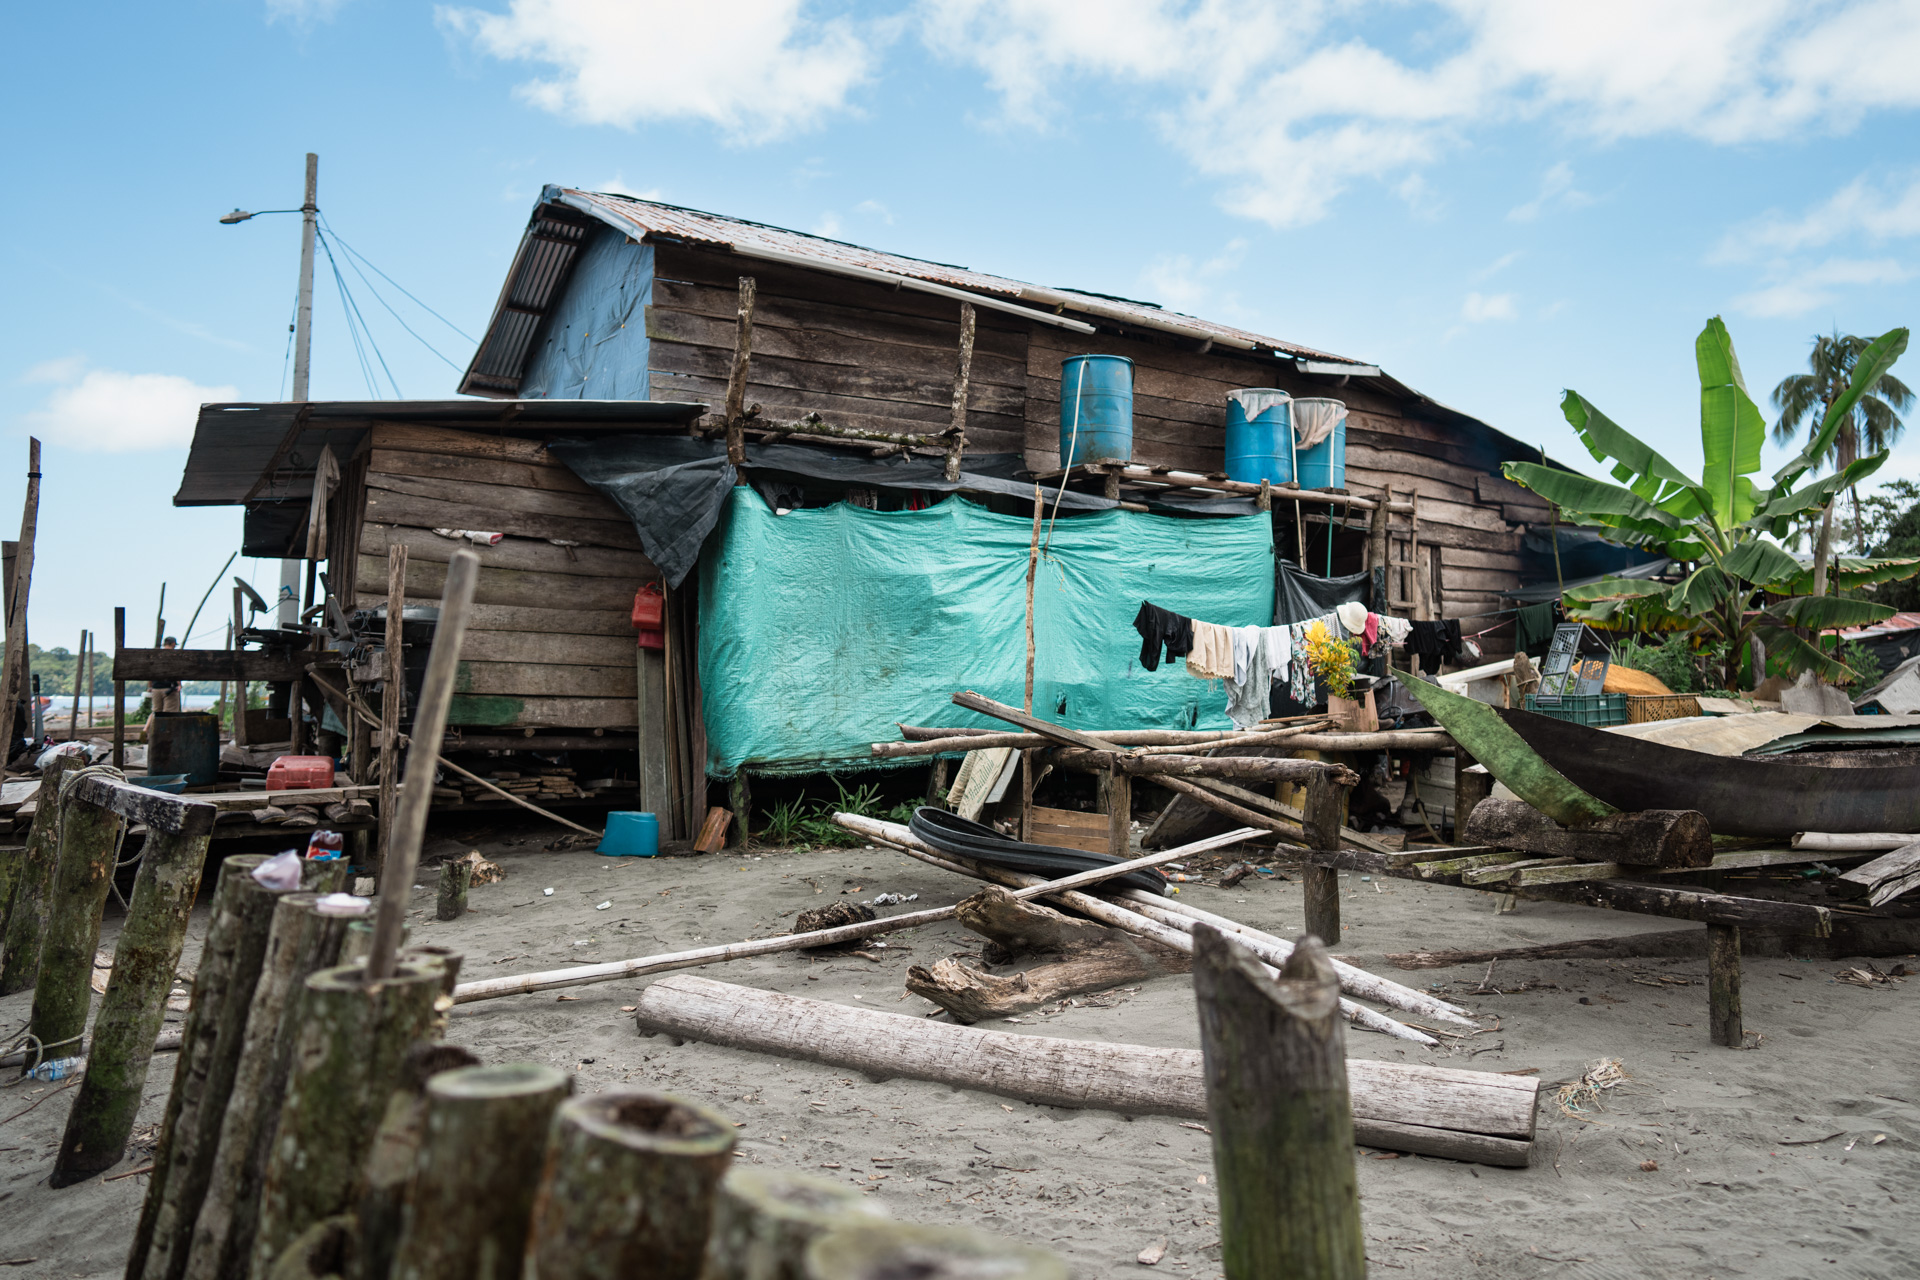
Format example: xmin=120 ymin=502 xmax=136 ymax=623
xmin=150 ymin=636 xmax=181 ymax=714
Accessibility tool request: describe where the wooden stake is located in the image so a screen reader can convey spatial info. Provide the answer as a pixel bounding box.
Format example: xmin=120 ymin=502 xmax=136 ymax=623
xmin=435 ymin=858 xmax=470 ymax=921
xmin=704 ymin=1167 xmax=886 ymax=1280
xmin=357 ymin=1042 xmax=481 ymax=1280
xmin=390 ymin=1064 xmax=574 ymax=1280
xmin=1708 ymin=923 xmax=1742 ymax=1048
xmin=0 ymin=439 xmax=41 ymax=762
xmin=67 ymin=627 xmax=84 ymax=740
xmin=723 ymin=277 xmax=757 ymax=468
xmin=1192 ymin=927 xmax=1365 ymax=1280
xmin=114 ymin=607 xmax=127 ymax=769
xmin=1454 ymin=752 xmax=1492 ymax=834
xmin=52 ymin=823 xmax=215 ymax=1186
xmin=376 ymin=545 xmax=407 ymax=884
xmin=24 ymin=788 xmax=122 ymax=1064
xmin=366 ymin=548 xmax=478 ymax=982
xmin=1300 ymin=772 xmax=1343 ymax=947
xmin=805 ymin=1222 xmax=1065 ymax=1280
xmin=0 ymin=754 xmax=82 ymax=996
xmin=1024 ymin=485 xmax=1040 ymax=714
xmin=181 ymin=892 xmax=356 ymax=1280
xmin=526 ymin=1090 xmax=737 ymax=1279
xmin=728 ymin=771 xmax=750 ymax=852
xmin=230 ymin=590 xmax=248 ymax=747
xmin=249 ymin=960 xmax=447 ymax=1273
xmin=942 ymin=302 xmax=976 ymax=483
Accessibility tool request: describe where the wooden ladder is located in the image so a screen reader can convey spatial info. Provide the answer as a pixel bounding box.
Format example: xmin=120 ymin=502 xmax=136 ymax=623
xmin=1384 ymin=487 xmax=1428 ymax=620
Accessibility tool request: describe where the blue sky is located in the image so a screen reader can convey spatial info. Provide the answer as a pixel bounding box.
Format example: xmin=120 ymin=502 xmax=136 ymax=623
xmin=5 ymin=0 xmax=1920 ymax=652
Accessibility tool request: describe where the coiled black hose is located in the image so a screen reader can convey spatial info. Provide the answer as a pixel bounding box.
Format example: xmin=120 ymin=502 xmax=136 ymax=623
xmin=907 ymin=806 xmax=1168 ymax=896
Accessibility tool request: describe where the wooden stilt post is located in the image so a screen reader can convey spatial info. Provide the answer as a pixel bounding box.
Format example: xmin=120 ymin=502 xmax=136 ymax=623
xmin=1022 ymin=484 xmax=1042 ymax=842
xmin=231 ymin=589 xmax=249 ymax=748
xmin=925 ymin=757 xmax=950 ymax=807
xmin=1192 ymin=926 xmax=1365 ymax=1280
xmin=525 ymin=1090 xmax=737 ymax=1279
xmin=806 ymin=1223 xmax=1066 ymax=1280
xmin=24 ymin=792 xmax=123 ymax=1067
xmin=728 ymin=771 xmax=750 ymax=852
xmin=1106 ymin=765 xmax=1131 ymax=858
xmin=181 ymin=892 xmax=356 ymax=1280
xmin=723 ymin=277 xmax=757 ymax=468
xmin=52 ymin=821 xmax=215 ymax=1186
xmin=129 ymin=855 xmax=303 ymax=1280
xmin=435 ymin=859 xmax=470 ymax=921
xmin=942 ymin=302 xmax=976 ymax=483
xmin=1454 ymin=750 xmax=1492 ymax=837
xmin=0 ymin=753 xmax=81 ymax=995
xmin=1300 ymin=771 xmax=1344 ymax=947
xmin=67 ymin=627 xmax=85 ymax=739
xmin=114 ymin=607 xmax=127 ymax=770
xmin=0 ymin=439 xmax=41 ymax=763
xmin=356 ymin=1042 xmax=482 ymax=1280
xmin=1708 ymin=923 xmax=1742 ymax=1048
xmin=389 ymin=1063 xmax=573 ymax=1280
xmin=375 ymin=545 xmax=406 ymax=888
xmin=704 ymin=1168 xmax=886 ymax=1279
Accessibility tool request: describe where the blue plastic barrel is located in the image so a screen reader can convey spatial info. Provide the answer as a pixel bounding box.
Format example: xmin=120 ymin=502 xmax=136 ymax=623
xmin=1058 ymin=355 xmax=1134 ymax=465
xmin=1224 ymin=389 xmax=1295 ymax=485
xmin=598 ymin=811 xmax=660 ymax=857
xmin=1292 ymin=398 xmax=1348 ymax=489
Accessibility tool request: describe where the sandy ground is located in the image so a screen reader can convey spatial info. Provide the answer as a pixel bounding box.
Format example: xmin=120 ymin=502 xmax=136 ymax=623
xmin=3 ymin=819 xmax=1916 ymax=1279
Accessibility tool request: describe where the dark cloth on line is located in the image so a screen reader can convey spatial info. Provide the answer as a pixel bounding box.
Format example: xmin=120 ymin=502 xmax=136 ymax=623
xmin=1408 ymin=619 xmax=1461 ymax=659
xmin=1132 ymin=600 xmax=1194 ymax=672
xmin=1515 ymin=602 xmax=1558 ymax=655
xmin=1274 ymin=562 xmax=1374 ymax=626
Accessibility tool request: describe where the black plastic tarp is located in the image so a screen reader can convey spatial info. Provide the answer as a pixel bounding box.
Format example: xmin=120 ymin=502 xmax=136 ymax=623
xmin=1274 ymin=562 xmax=1379 ymax=626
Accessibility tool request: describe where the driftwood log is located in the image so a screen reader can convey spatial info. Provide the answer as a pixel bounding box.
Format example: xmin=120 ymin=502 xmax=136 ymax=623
xmin=390 ymin=1063 xmax=574 ymax=1280
xmin=632 ymin=975 xmax=1538 ymax=1166
xmin=1194 ymin=928 xmax=1364 ymax=1279
xmin=1045 ymin=747 xmax=1360 ymax=787
xmin=804 ymin=1222 xmax=1066 ymax=1280
xmin=1465 ymin=799 xmax=1713 ymax=868
xmin=52 ymin=822 xmax=212 ymax=1187
xmin=0 ymin=753 xmax=81 ymax=995
xmin=24 ymin=789 xmax=122 ymax=1063
xmin=905 ymin=886 xmax=1186 ymax=1023
xmin=703 ymin=1167 xmax=888 ymax=1280
xmin=357 ymin=1043 xmax=482 ymax=1280
xmin=525 ymin=1090 xmax=737 ymax=1280
xmin=183 ymin=891 xmax=356 ymax=1280
xmin=1837 ymin=840 xmax=1920 ymax=906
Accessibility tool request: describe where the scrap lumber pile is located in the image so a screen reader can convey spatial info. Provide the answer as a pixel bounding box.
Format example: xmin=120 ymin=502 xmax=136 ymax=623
xmin=450 ymin=765 xmax=587 ymax=803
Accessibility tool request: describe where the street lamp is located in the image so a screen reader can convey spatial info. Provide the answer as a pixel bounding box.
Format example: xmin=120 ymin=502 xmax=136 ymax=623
xmin=223 ymin=153 xmax=320 ymax=626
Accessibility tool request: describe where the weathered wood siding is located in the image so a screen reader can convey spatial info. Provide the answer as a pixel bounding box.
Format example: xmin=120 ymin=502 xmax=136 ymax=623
xmin=344 ymin=423 xmax=649 ymax=729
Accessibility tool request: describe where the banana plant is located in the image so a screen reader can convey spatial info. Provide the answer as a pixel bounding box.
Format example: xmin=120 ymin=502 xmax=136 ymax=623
xmin=1504 ymin=318 xmax=1916 ymax=685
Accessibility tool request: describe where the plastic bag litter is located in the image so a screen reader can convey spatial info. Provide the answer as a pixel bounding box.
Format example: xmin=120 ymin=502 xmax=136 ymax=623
xmin=433 ymin=528 xmax=504 ymax=546
xmin=35 ymin=742 xmax=89 ymax=770
xmin=251 ymin=849 xmax=304 ymax=892
xmin=314 ymin=892 xmax=371 ymax=917
xmin=870 ymin=892 xmax=918 ymax=906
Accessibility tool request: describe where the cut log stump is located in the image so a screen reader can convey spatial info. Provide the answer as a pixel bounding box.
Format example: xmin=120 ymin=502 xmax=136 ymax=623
xmin=357 ymin=1042 xmax=482 ymax=1280
xmin=803 ymin=1222 xmax=1065 ymax=1280
xmin=705 ymin=1167 xmax=889 ymax=1280
xmin=24 ymin=794 xmax=122 ymax=1067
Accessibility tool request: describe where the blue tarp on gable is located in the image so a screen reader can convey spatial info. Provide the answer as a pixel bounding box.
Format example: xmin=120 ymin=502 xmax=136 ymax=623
xmin=519 ymin=228 xmax=653 ymax=400
xmin=697 ymin=488 xmax=1276 ymax=775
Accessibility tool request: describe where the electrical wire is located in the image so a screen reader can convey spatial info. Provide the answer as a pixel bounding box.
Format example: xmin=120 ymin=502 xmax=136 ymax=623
xmin=320 ymin=215 xmax=467 ymax=371
xmin=278 ymin=295 xmax=298 ymax=401
xmin=317 ymin=229 xmax=402 ymax=398
xmin=320 ymin=218 xmax=475 ymax=342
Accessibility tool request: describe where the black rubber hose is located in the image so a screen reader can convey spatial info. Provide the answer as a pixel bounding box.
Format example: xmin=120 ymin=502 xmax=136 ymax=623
xmin=907 ymin=807 xmax=1168 ymax=896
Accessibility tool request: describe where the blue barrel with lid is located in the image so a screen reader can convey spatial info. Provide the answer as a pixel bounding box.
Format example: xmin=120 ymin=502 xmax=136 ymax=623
xmin=1058 ymin=355 xmax=1134 ymax=465
xmin=1291 ymin=398 xmax=1348 ymax=490
xmin=1224 ymin=389 xmax=1295 ymax=485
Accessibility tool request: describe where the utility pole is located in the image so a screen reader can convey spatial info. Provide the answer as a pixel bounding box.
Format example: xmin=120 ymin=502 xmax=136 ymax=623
xmin=280 ymin=152 xmax=318 ymax=629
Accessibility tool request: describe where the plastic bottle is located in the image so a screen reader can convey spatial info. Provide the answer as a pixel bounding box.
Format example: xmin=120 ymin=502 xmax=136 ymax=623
xmin=306 ymin=830 xmax=344 ymax=861
xmin=28 ymin=1056 xmax=86 ymax=1081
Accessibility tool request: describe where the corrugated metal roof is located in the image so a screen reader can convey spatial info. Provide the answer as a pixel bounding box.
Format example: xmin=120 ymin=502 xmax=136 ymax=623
xmin=552 ymin=187 xmax=1358 ymax=365
xmin=1839 ymin=610 xmax=1920 ymax=638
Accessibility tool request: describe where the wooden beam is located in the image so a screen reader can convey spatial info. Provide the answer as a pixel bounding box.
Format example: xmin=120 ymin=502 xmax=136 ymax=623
xmin=111 ymin=648 xmax=324 ymax=684
xmin=943 ymin=302 xmax=976 ymax=483
xmin=0 ymin=440 xmax=39 ymax=759
xmin=1521 ymin=879 xmax=1834 ymax=934
xmin=723 ymin=276 xmax=756 ymax=467
xmin=69 ymin=772 xmax=216 ymax=836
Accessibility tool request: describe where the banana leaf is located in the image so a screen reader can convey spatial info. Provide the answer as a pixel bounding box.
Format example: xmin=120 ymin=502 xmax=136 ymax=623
xmin=1500 ymin=462 xmax=1686 ymax=545
xmin=1747 ymin=452 xmax=1888 ymax=536
xmin=1769 ymin=596 xmax=1897 ymax=629
xmin=1721 ymin=537 xmax=1803 ymax=587
xmin=1559 ymin=392 xmax=1705 ymax=513
xmin=1769 ymin=327 xmax=1910 ymax=496
xmin=1696 ymin=317 xmax=1767 ymax=529
xmin=1396 ymin=673 xmax=1619 ymax=828
xmin=1753 ymin=623 xmax=1857 ymax=683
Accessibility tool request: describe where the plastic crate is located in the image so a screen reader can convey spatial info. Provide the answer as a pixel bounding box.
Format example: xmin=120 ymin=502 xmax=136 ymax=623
xmin=1523 ymin=692 xmax=1628 ymax=726
xmin=1626 ymin=693 xmax=1702 ymax=724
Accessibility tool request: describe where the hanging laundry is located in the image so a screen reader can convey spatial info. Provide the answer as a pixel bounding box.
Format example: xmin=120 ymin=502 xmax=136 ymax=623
xmin=1334 ymin=601 xmax=1369 ymax=635
xmin=1230 ymin=626 xmax=1262 ymax=686
xmin=1132 ymin=601 xmax=1195 ymax=672
xmin=1515 ymin=602 xmax=1557 ymax=655
xmin=1361 ymin=612 xmax=1380 ymax=655
xmin=1222 ymin=626 xmax=1295 ymax=729
xmin=1376 ymin=614 xmax=1412 ymax=647
xmin=1187 ymin=620 xmax=1235 ymax=680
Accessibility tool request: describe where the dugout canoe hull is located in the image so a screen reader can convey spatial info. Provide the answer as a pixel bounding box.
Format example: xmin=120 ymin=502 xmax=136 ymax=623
xmin=1493 ymin=707 xmax=1920 ymax=838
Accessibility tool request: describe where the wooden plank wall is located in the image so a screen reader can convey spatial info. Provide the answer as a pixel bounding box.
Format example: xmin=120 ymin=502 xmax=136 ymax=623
xmin=341 ymin=422 xmax=651 ymax=729
xmin=645 ymin=246 xmax=1029 ymax=454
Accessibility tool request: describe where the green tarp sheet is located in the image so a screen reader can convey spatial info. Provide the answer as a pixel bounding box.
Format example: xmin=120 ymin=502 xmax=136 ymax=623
xmin=698 ymin=489 xmax=1276 ymax=775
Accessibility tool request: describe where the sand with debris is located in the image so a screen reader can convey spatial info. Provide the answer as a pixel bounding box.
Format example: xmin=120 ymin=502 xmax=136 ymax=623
xmin=3 ymin=819 xmax=1916 ymax=1278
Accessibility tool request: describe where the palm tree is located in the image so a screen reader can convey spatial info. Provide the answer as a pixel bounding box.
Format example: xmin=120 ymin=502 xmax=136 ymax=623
xmin=1772 ymin=330 xmax=1914 ymax=554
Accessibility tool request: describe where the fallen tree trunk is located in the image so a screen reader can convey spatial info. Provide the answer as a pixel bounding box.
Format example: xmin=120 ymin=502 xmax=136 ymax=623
xmin=1465 ymin=799 xmax=1713 ymax=868
xmin=633 ymin=975 xmax=1537 ymax=1167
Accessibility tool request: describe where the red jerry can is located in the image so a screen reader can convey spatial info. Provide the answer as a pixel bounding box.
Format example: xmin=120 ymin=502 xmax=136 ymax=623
xmin=632 ymin=583 xmax=665 ymax=650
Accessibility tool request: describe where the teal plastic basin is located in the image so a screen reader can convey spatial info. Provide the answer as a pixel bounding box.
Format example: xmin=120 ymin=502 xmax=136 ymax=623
xmin=598 ymin=811 xmax=660 ymax=857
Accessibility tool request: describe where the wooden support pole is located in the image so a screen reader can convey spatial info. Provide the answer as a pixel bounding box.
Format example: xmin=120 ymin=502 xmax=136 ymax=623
xmin=1300 ymin=771 xmax=1344 ymax=947
xmin=1192 ymin=927 xmax=1365 ymax=1280
xmin=0 ymin=439 xmax=40 ymax=762
xmin=367 ymin=548 xmax=478 ymax=981
xmin=806 ymin=1223 xmax=1066 ymax=1280
xmin=0 ymin=753 xmax=81 ymax=995
xmin=723 ymin=277 xmax=757 ymax=468
xmin=942 ymin=302 xmax=976 ymax=483
xmin=182 ymin=891 xmax=355 ymax=1280
xmin=129 ymin=855 xmax=300 ymax=1280
xmin=704 ymin=1167 xmax=887 ymax=1280
xmin=24 ymin=794 xmax=123 ymax=1066
xmin=249 ymin=960 xmax=447 ymax=1273
xmin=230 ymin=590 xmax=248 ymax=747
xmin=1708 ymin=923 xmax=1742 ymax=1048
xmin=387 ymin=1063 xmax=573 ymax=1280
xmin=728 ymin=771 xmax=751 ymax=852
xmin=1024 ymin=486 xmax=1041 ymax=715
xmin=1454 ymin=755 xmax=1493 ymax=835
xmin=52 ymin=823 xmax=214 ymax=1186
xmin=356 ymin=1042 xmax=482 ymax=1280
xmin=1366 ymin=487 xmax=1389 ymax=575
xmin=114 ymin=607 xmax=127 ymax=769
xmin=526 ymin=1090 xmax=737 ymax=1279
xmin=1106 ymin=765 xmax=1130 ymax=857
xmin=375 ymin=546 xmax=406 ymax=885
xmin=435 ymin=858 xmax=470 ymax=921
xmin=67 ymin=627 xmax=84 ymax=739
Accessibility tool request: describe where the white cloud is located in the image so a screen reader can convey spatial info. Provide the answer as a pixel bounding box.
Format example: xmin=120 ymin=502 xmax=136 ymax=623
xmin=923 ymin=0 xmax=1920 ymax=228
xmin=1472 ymin=250 xmax=1523 ymax=281
xmin=593 ymin=175 xmax=664 ymax=201
xmin=854 ymin=199 xmax=894 ymax=224
xmin=1140 ymin=238 xmax=1249 ymax=317
xmin=266 ymin=0 xmax=350 ymax=22
xmin=1730 ymin=257 xmax=1911 ymax=318
xmin=1717 ymin=171 xmax=1920 ymax=261
xmin=23 ymin=364 xmax=238 ymax=452
xmin=812 ymin=211 xmax=845 ymax=238
xmin=1461 ymin=291 xmax=1517 ymax=322
xmin=439 ymin=0 xmax=877 ymax=142
xmin=1507 ymin=161 xmax=1591 ymax=222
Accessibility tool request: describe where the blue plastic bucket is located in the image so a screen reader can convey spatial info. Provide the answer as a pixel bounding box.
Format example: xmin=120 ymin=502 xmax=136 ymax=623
xmin=1224 ymin=389 xmax=1294 ymax=485
xmin=1292 ymin=398 xmax=1348 ymax=489
xmin=1058 ymin=355 xmax=1134 ymax=465
xmin=598 ymin=811 xmax=660 ymax=857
